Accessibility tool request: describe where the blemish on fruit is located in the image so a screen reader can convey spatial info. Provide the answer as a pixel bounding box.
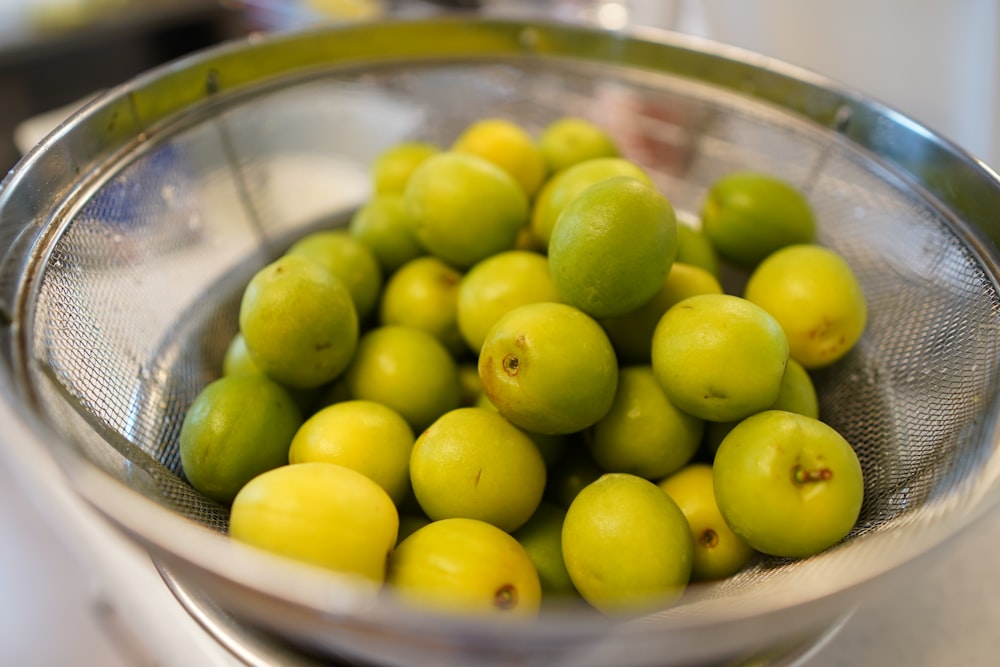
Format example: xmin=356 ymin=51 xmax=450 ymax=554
xmin=502 ymin=354 xmax=520 ymax=376
xmin=493 ymin=584 xmax=518 ymax=610
xmin=699 ymin=528 xmax=719 ymax=548
xmin=792 ymin=465 xmax=833 ymax=484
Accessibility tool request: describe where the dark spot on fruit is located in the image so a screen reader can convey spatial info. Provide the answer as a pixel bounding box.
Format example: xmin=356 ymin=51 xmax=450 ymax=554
xmin=502 ymin=354 xmax=520 ymax=376
xmin=705 ymin=386 xmax=727 ymax=399
xmin=515 ymin=334 xmax=527 ymax=348
xmin=699 ymin=528 xmax=719 ymax=549
xmin=494 ymin=584 xmax=517 ymax=610
xmin=474 ymin=468 xmax=483 ymax=487
xmin=792 ymin=465 xmax=833 ymax=485
xmin=314 ymin=341 xmax=332 ymax=351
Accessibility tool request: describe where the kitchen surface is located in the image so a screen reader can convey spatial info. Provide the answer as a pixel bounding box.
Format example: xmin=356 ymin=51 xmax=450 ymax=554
xmin=2 ymin=1 xmax=1000 ymax=665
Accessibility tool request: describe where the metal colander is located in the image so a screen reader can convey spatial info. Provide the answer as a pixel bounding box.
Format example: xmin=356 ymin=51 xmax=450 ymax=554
xmin=3 ymin=17 xmax=1000 ymax=667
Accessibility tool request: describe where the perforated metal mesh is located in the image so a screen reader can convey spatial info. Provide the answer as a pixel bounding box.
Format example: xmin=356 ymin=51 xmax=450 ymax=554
xmin=10 ymin=33 xmax=1000 ymax=664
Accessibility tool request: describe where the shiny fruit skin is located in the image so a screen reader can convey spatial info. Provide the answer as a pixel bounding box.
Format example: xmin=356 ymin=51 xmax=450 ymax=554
xmin=651 ymin=293 xmax=788 ymax=423
xmin=409 ymin=407 xmax=546 ymax=533
xmin=387 ymin=517 xmax=542 ymax=616
xmin=239 ymin=254 xmax=359 ymax=389
xmin=562 ymin=473 xmax=693 ymax=614
xmin=744 ymin=243 xmax=867 ymax=369
xmin=479 ymin=302 xmax=618 ymax=435
xmin=230 ymin=462 xmax=398 ymax=584
xmin=549 ymin=176 xmax=678 ymax=319
xmin=713 ymin=410 xmax=865 ymax=558
xmin=658 ymin=463 xmax=755 ymax=581
xmin=179 ymin=374 xmax=302 ymax=505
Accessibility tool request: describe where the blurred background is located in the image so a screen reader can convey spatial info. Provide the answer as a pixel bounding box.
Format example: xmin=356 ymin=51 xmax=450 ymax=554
xmin=2 ymin=0 xmax=998 ymax=173
xmin=1 ymin=1 xmax=998 ymax=666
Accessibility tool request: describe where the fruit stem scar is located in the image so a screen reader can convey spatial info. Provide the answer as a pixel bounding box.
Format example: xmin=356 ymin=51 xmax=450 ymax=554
xmin=699 ymin=528 xmax=719 ymax=548
xmin=792 ymin=465 xmax=833 ymax=484
xmin=502 ymin=354 xmax=520 ymax=376
xmin=494 ymin=584 xmax=518 ymax=610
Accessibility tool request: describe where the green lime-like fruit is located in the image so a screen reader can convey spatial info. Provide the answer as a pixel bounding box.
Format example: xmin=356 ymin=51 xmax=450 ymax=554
xmin=512 ymin=502 xmax=577 ymax=597
xmin=658 ymin=463 xmax=755 ymax=581
xmin=562 ymin=473 xmax=693 ymax=614
xmin=410 ymin=407 xmax=546 ymax=533
xmin=537 ymin=116 xmax=619 ymax=174
xmin=531 ymin=156 xmax=652 ymax=248
xmin=588 ymin=366 xmax=703 ymax=480
xmin=288 ymin=400 xmax=414 ymax=504
xmin=387 ymin=517 xmax=542 ymax=616
xmin=221 ymin=331 xmax=261 ymax=377
xmin=379 ymin=255 xmax=466 ymax=356
xmin=713 ymin=410 xmax=865 ymax=558
xmin=600 ymin=262 xmax=723 ymax=365
xmin=549 ymin=176 xmax=678 ymax=318
xmin=239 ymin=254 xmax=359 ymax=389
xmin=704 ymin=357 xmax=819 ymax=456
xmin=343 ymin=325 xmax=461 ymax=432
xmin=285 ymin=229 xmax=384 ymax=321
xmin=404 ymin=151 xmax=528 ymax=268
xmin=700 ymin=171 xmax=816 ymax=268
xmin=651 ymin=293 xmax=788 ymax=422
xmin=349 ymin=193 xmax=425 ymax=275
xmin=457 ymin=250 xmax=561 ymax=354
xmin=452 ymin=117 xmax=548 ymax=198
xmin=371 ymin=140 xmax=439 ymax=195
xmin=230 ymin=462 xmax=398 ymax=584
xmin=676 ymin=218 xmax=721 ymax=278
xmin=744 ymin=244 xmax=867 ymax=369
xmin=179 ymin=374 xmax=302 ymax=505
xmin=479 ymin=302 xmax=618 ymax=435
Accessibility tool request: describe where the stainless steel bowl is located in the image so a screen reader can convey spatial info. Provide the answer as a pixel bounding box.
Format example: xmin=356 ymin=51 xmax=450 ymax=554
xmin=2 ymin=16 xmax=1000 ymax=666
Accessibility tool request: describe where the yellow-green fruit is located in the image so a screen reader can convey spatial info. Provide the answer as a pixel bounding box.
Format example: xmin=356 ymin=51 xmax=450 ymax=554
xmin=700 ymin=171 xmax=816 ymax=268
xmin=349 ymin=193 xmax=425 ymax=275
xmin=475 ymin=392 xmax=571 ymax=469
xmin=456 ymin=250 xmax=561 ymax=354
xmin=549 ymin=176 xmax=678 ymax=318
xmin=512 ymin=502 xmax=577 ymax=597
xmin=744 ymin=244 xmax=867 ymax=369
xmin=239 ymin=254 xmax=359 ymax=389
xmin=588 ymin=366 xmax=703 ymax=480
xmin=379 ymin=256 xmax=465 ymax=356
xmin=452 ymin=117 xmax=548 ymax=198
xmin=537 ymin=116 xmax=619 ymax=174
xmin=704 ymin=357 xmax=819 ymax=455
xmin=713 ymin=410 xmax=864 ymax=558
xmin=676 ymin=219 xmax=721 ymax=278
xmin=658 ymin=464 xmax=755 ymax=581
xmin=371 ymin=140 xmax=439 ymax=195
xmin=562 ymin=473 xmax=693 ymax=614
xmin=179 ymin=375 xmax=302 ymax=505
xmin=410 ymin=407 xmax=546 ymax=533
xmin=479 ymin=302 xmax=618 ymax=435
xmin=222 ymin=331 xmax=261 ymax=377
xmin=288 ymin=400 xmax=415 ymax=504
xmin=230 ymin=462 xmax=398 ymax=583
xmin=651 ymin=294 xmax=788 ymax=422
xmin=404 ymin=151 xmax=528 ymax=268
xmin=286 ymin=230 xmax=384 ymax=321
xmin=387 ymin=517 xmax=542 ymax=616
xmin=600 ymin=262 xmax=723 ymax=365
xmin=531 ymin=156 xmax=652 ymax=248
xmin=344 ymin=326 xmax=461 ymax=432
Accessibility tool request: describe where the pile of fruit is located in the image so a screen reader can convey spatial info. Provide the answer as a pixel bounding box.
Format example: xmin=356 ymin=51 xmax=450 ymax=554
xmin=178 ymin=115 xmax=868 ymax=617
